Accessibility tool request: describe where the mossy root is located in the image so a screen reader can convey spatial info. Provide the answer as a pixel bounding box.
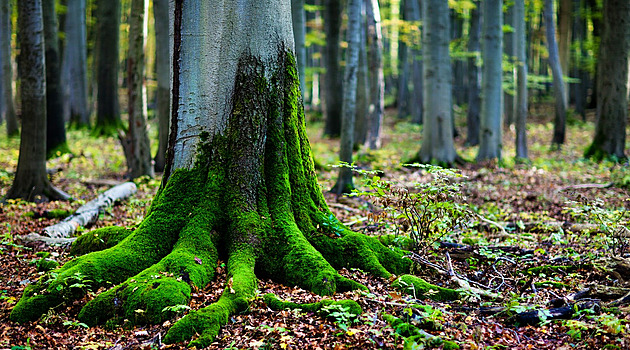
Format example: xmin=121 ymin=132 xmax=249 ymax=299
xmin=392 ymin=275 xmax=460 ymax=301
xmin=264 ymin=293 xmax=362 ymax=320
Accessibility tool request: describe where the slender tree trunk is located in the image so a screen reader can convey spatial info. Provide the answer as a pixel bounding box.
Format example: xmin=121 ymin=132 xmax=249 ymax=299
xmin=397 ymin=37 xmax=410 ymax=119
xmin=62 ymin=0 xmax=89 ymax=128
xmin=514 ymin=0 xmax=528 ymax=160
xmin=333 ymin=0 xmax=361 ymax=194
xmin=477 ymin=0 xmax=503 ymax=161
xmin=292 ymin=0 xmax=307 ymax=100
xmin=503 ymin=4 xmax=514 ymax=127
xmin=466 ymin=0 xmax=481 ymax=146
xmin=322 ymin=0 xmax=343 ymax=137
xmin=571 ymin=0 xmax=587 ymax=119
xmin=417 ymin=0 xmax=456 ymax=164
xmin=93 ymin=0 xmax=122 ymax=135
xmin=545 ymin=0 xmax=568 ymax=147
xmin=451 ymin=10 xmax=466 ymax=106
xmin=585 ymin=0 xmax=629 ymax=160
xmin=6 ymin=0 xmax=69 ymax=201
xmin=42 ymin=0 xmax=69 ymax=157
xmin=153 ymin=0 xmax=169 ymax=172
xmin=409 ymin=0 xmax=422 ymax=124
xmin=558 ymin=0 xmax=572 ymax=101
xmin=365 ymin=0 xmax=384 ymax=149
xmin=121 ymin=0 xmax=153 ymax=179
xmin=1 ymin=0 xmax=17 ymax=136
xmin=354 ymin=3 xmax=369 ymax=147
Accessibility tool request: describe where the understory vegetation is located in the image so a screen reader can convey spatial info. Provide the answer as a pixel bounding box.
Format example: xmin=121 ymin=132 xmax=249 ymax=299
xmin=0 ymin=106 xmax=629 ymax=349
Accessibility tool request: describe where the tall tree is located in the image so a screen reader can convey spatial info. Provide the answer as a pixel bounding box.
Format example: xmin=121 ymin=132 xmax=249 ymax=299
xmin=62 ymin=0 xmax=89 ymax=128
xmin=415 ymin=0 xmax=457 ymax=164
xmin=292 ymin=0 xmax=307 ymax=99
xmin=354 ymin=4 xmax=369 ymax=147
xmin=514 ymin=0 xmax=528 ymax=160
xmin=6 ymin=0 xmax=69 ymax=201
xmin=409 ymin=0 xmax=423 ymax=124
xmin=466 ymin=0 xmax=481 ymax=146
xmin=120 ymin=0 xmax=153 ymax=179
xmin=558 ymin=0 xmax=572 ymax=93
xmin=544 ymin=0 xmax=567 ymax=147
xmin=10 ymin=2 xmax=411 ymax=349
xmin=0 ymin=0 xmax=17 ymax=136
xmin=503 ymin=4 xmax=514 ymax=127
xmin=585 ymin=0 xmax=630 ymax=160
xmin=153 ymin=0 xmax=169 ymax=172
xmin=42 ymin=0 xmax=69 ymax=157
xmin=477 ymin=0 xmax=503 ymax=161
xmin=93 ymin=0 xmax=122 ymax=135
xmin=322 ymin=0 xmax=343 ymax=137
xmin=365 ymin=0 xmax=384 ymax=149
xmin=333 ymin=0 xmax=361 ymax=194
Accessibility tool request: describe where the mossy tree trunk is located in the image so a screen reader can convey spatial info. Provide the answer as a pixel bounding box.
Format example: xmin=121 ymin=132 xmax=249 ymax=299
xmin=10 ymin=1 xmax=411 ymax=347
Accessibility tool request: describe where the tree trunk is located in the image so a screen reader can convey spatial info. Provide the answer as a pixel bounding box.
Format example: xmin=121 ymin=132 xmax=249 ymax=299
xmin=62 ymin=0 xmax=89 ymax=128
xmin=503 ymin=4 xmax=514 ymax=127
xmin=417 ymin=0 xmax=456 ymax=164
xmin=354 ymin=3 xmax=369 ymax=147
xmin=365 ymin=0 xmax=384 ymax=149
xmin=333 ymin=0 xmax=361 ymax=194
xmin=120 ymin=0 xmax=153 ymax=179
xmin=153 ymin=0 xmax=169 ymax=172
xmin=42 ymin=0 xmax=69 ymax=158
xmin=558 ymin=0 xmax=572 ymax=100
xmin=409 ymin=0 xmax=423 ymax=124
xmin=93 ymin=0 xmax=122 ymax=136
xmin=0 ymin=0 xmax=17 ymax=136
xmin=466 ymin=0 xmax=481 ymax=146
xmin=571 ymin=0 xmax=587 ymax=120
xmin=477 ymin=0 xmax=503 ymax=161
xmin=397 ymin=0 xmax=410 ymax=120
xmin=292 ymin=0 xmax=307 ymax=100
xmin=545 ymin=0 xmax=568 ymax=147
xmin=322 ymin=0 xmax=343 ymax=137
xmin=6 ymin=0 xmax=69 ymax=201
xmin=10 ymin=2 xmax=412 ymax=348
xmin=585 ymin=0 xmax=629 ymax=160
xmin=514 ymin=0 xmax=528 ymax=160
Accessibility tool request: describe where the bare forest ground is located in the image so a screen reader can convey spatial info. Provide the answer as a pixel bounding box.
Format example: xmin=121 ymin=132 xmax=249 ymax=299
xmin=0 ymin=105 xmax=629 ymax=350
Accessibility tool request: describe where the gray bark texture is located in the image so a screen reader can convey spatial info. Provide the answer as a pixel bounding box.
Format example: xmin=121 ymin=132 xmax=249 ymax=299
xmin=333 ymin=0 xmax=361 ymax=194
xmin=291 ymin=0 xmax=307 ymax=99
xmin=545 ymin=0 xmax=567 ymax=146
xmin=62 ymin=0 xmax=89 ymax=127
xmin=354 ymin=4 xmax=369 ymax=147
xmin=477 ymin=0 xmax=503 ymax=161
xmin=409 ymin=0 xmax=423 ymax=125
xmin=121 ymin=0 xmax=153 ymax=179
xmin=514 ymin=0 xmax=528 ymax=159
xmin=365 ymin=0 xmax=384 ymax=149
xmin=466 ymin=0 xmax=481 ymax=146
xmin=417 ymin=0 xmax=456 ymax=164
xmin=6 ymin=0 xmax=69 ymax=201
xmin=323 ymin=0 xmax=343 ymax=137
xmin=585 ymin=0 xmax=630 ymax=160
xmin=153 ymin=0 xmax=170 ymax=172
xmin=503 ymin=4 xmax=514 ymax=127
xmin=0 ymin=0 xmax=17 ymax=136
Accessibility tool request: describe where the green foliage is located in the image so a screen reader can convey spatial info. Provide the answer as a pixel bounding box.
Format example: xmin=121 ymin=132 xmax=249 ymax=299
xmin=320 ymin=303 xmax=357 ymax=331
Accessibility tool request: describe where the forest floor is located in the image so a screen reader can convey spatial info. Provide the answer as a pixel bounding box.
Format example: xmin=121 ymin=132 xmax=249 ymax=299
xmin=0 ymin=105 xmax=629 ymax=350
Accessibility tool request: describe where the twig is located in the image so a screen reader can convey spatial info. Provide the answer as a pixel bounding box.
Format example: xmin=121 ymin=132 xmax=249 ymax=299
xmin=556 ymin=182 xmax=613 ymax=192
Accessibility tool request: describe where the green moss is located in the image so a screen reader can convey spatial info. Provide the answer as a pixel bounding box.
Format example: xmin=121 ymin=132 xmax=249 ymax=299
xmin=378 ymin=234 xmax=415 ymax=251
xmin=527 ymin=265 xmax=579 ymax=275
xmin=70 ymin=226 xmax=132 ymax=256
xmin=35 ymin=258 xmax=59 ymax=272
xmin=46 ymin=142 xmax=72 ymax=160
xmin=392 ymin=275 xmax=460 ymax=301
xmin=384 ymin=313 xmax=458 ymax=350
xmin=263 ymin=293 xmax=362 ymax=319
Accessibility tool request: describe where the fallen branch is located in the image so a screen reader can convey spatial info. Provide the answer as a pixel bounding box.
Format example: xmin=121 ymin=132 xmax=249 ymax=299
xmin=556 ymin=182 xmax=613 ymax=192
xmin=41 ymin=182 xmax=137 ymax=238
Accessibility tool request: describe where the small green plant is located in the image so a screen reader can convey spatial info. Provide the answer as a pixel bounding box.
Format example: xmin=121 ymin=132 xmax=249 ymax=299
xmin=162 ymin=304 xmax=191 ymax=316
xmin=320 ymin=303 xmax=357 ymax=331
xmin=62 ymin=320 xmax=89 ymax=329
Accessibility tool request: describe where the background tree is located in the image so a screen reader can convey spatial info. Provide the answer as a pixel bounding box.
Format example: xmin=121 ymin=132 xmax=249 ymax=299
xmin=10 ymin=2 xmax=410 ymax=349
xmin=585 ymin=0 xmax=630 ymax=160
xmin=292 ymin=0 xmax=307 ymax=99
xmin=477 ymin=0 xmax=503 ymax=161
xmin=545 ymin=0 xmax=567 ymax=147
xmin=62 ymin=0 xmax=90 ymax=128
xmin=322 ymin=0 xmax=344 ymax=137
xmin=42 ymin=0 xmax=69 ymax=157
xmin=93 ymin=0 xmax=122 ymax=135
xmin=514 ymin=0 xmax=528 ymax=160
xmin=333 ymin=0 xmax=361 ymax=194
xmin=120 ymin=0 xmax=153 ymax=179
xmin=466 ymin=0 xmax=481 ymax=146
xmin=415 ymin=0 xmax=456 ymax=164
xmin=365 ymin=0 xmax=384 ymax=149
xmin=408 ymin=0 xmax=422 ymax=125
xmin=153 ymin=0 xmax=169 ymax=172
xmin=5 ymin=0 xmax=69 ymax=201
xmin=1 ymin=0 xmax=17 ymax=136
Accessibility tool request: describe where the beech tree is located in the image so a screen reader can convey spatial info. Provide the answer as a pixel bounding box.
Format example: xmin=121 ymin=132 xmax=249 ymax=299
xmin=10 ymin=1 xmax=411 ymax=347
xmin=365 ymin=0 xmax=384 ymax=149
xmin=6 ymin=0 xmax=69 ymax=201
xmin=0 ymin=0 xmax=17 ymax=136
xmin=545 ymin=0 xmax=567 ymax=147
xmin=62 ymin=0 xmax=90 ymax=128
xmin=466 ymin=0 xmax=481 ymax=146
xmin=322 ymin=0 xmax=343 ymax=137
xmin=153 ymin=0 xmax=170 ymax=172
xmin=514 ymin=0 xmax=528 ymax=160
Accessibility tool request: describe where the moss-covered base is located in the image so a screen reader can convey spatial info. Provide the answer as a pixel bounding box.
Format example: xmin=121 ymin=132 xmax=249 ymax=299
xmin=392 ymin=275 xmax=460 ymax=301
xmin=10 ymin=49 xmax=412 ymax=348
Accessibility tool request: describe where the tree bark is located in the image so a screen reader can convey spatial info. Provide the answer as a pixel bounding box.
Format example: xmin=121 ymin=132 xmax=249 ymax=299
xmin=514 ymin=0 xmax=528 ymax=160
xmin=322 ymin=0 xmax=343 ymax=137
xmin=292 ymin=0 xmax=307 ymax=100
xmin=410 ymin=0 xmax=423 ymax=124
xmin=585 ymin=0 xmax=630 ymax=160
xmin=153 ymin=0 xmax=169 ymax=172
xmin=62 ymin=0 xmax=90 ymax=128
xmin=120 ymin=0 xmax=153 ymax=179
xmin=417 ymin=0 xmax=456 ymax=164
xmin=477 ymin=0 xmax=503 ymax=161
xmin=365 ymin=0 xmax=384 ymax=149
xmin=466 ymin=0 xmax=481 ymax=146
xmin=545 ymin=0 xmax=568 ymax=147
xmin=354 ymin=4 xmax=369 ymax=147
xmin=0 ymin=0 xmax=17 ymax=136
xmin=503 ymin=4 xmax=514 ymax=127
xmin=5 ymin=0 xmax=69 ymax=202
xmin=93 ymin=0 xmax=122 ymax=135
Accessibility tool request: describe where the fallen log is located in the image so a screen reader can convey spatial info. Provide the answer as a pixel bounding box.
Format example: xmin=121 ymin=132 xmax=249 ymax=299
xmin=41 ymin=182 xmax=137 ymax=239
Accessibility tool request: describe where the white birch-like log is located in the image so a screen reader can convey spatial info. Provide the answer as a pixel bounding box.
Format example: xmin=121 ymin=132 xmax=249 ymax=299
xmin=43 ymin=182 xmax=137 ymax=238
